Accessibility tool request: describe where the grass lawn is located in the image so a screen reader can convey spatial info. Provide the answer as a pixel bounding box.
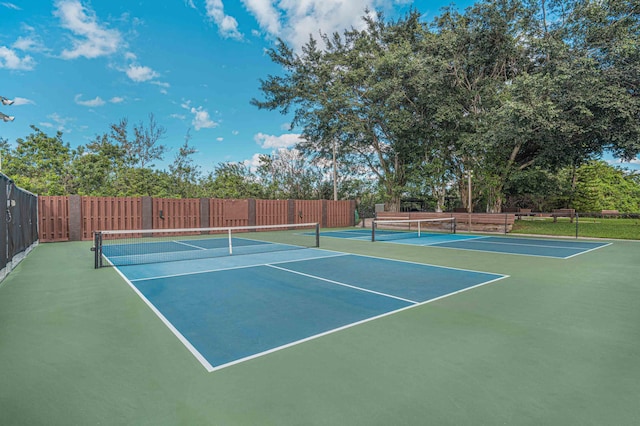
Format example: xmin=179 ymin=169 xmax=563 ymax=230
xmin=512 ymin=216 xmax=640 ymax=239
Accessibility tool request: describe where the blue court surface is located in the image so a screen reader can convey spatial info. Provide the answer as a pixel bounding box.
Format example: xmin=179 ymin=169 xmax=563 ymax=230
xmin=114 ymin=249 xmax=507 ymax=372
xmin=321 ymin=229 xmax=611 ymax=258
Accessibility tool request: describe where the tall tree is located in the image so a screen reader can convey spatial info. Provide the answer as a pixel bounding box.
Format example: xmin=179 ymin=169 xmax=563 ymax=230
xmin=253 ymin=11 xmax=439 ymax=210
xmin=3 ymin=126 xmax=73 ymax=195
xmin=202 ymin=162 xmax=264 ymax=199
xmin=168 ymin=129 xmax=202 ymax=198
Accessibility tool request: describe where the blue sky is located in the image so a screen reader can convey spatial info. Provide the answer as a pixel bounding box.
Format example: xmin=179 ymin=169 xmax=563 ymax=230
xmin=1 ymin=0 xmax=637 ymax=174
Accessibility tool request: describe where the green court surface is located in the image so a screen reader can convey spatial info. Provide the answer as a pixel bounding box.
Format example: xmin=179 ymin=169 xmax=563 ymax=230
xmin=1 ymin=233 xmax=639 ymax=425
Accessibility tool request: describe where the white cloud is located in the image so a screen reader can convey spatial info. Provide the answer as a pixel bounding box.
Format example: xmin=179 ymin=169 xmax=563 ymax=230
xmin=184 ymin=0 xmax=196 ymax=9
xmin=151 ymin=81 xmax=170 ymax=88
xmin=216 ymin=137 xmax=224 ymax=142
xmin=254 ymin=132 xmax=304 ymax=149
xmin=74 ymin=94 xmax=105 ymax=107
xmin=11 ymin=97 xmax=35 ymax=106
xmin=1 ymin=2 xmax=21 ymax=10
xmin=0 ymin=46 xmax=35 ymax=70
xmin=242 ymin=0 xmax=378 ymax=50
xmin=54 ymin=0 xmax=122 ymax=59
xmin=46 ymin=112 xmax=74 ymax=132
xmin=242 ymin=0 xmax=281 ymax=35
xmin=245 ymin=153 xmax=263 ymax=171
xmin=125 ymin=64 xmax=159 ymax=82
xmin=12 ymin=34 xmax=47 ymax=53
xmin=191 ymin=106 xmax=218 ymax=130
xmin=232 ymin=130 xmax=239 ymax=135
xmin=180 ymin=100 xmax=219 ymax=130
xmin=109 ymin=96 xmax=124 ymax=103
xmin=205 ymin=0 xmax=243 ymax=39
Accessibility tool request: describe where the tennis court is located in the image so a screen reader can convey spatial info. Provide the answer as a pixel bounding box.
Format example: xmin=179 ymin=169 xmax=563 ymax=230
xmin=112 ymin=243 xmax=506 ymax=371
xmin=321 ymin=220 xmax=611 ymax=258
xmin=3 ymin=223 xmax=640 ymax=425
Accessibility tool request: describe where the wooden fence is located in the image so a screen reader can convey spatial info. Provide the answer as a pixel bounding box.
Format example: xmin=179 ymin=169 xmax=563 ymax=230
xmin=37 ymin=196 xmax=356 ymax=242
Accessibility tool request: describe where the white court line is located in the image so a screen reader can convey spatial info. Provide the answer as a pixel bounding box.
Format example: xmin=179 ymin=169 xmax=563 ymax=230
xmin=266 ymin=264 xmax=419 ymax=304
xmin=331 ymin=250 xmax=508 ymax=277
xmin=130 ymin=252 xmax=350 ymax=282
xmin=413 ymin=244 xmax=570 ymax=259
xmin=206 ymin=274 xmax=510 ymax=372
xmin=445 ymin=239 xmax=606 ymax=250
xmin=111 ymin=265 xmax=214 ymax=372
xmin=113 ymin=249 xmax=511 ymax=373
xmin=381 ymin=236 xmax=611 ymax=259
xmin=563 ymin=242 xmax=612 ymax=259
xmin=173 ymin=240 xmax=208 ymax=250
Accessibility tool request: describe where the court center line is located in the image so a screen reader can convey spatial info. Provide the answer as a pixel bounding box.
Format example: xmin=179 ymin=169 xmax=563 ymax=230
xmin=266 ymin=264 xmax=419 ymax=304
xmin=208 ymin=274 xmax=511 ymax=372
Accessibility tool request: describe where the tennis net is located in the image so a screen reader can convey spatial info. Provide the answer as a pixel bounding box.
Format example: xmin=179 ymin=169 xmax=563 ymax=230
xmin=93 ymin=222 xmax=320 ymax=268
xmin=372 ymin=217 xmax=456 ymax=242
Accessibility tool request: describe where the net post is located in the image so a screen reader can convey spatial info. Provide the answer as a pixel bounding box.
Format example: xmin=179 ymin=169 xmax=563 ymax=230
xmin=417 ymin=221 xmax=421 ymax=238
xmin=228 ymin=228 xmax=233 ymax=255
xmin=371 ymin=220 xmax=376 ymax=242
xmin=575 ymin=212 xmax=579 ymax=239
xmin=93 ymin=231 xmax=103 ymax=268
xmin=315 ymin=223 xmax=320 ymax=247
xmin=453 ymin=217 xmax=457 ymax=234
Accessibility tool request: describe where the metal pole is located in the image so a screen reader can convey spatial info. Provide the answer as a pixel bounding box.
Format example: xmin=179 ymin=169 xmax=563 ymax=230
xmin=332 ymin=140 xmax=338 ymax=201
xmin=467 ymin=170 xmax=472 ymax=231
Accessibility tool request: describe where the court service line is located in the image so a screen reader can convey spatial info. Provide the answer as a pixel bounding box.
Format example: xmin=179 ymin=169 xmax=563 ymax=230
xmin=208 ymin=273 xmax=511 ymax=373
xmin=266 ymin=264 xmax=419 ymax=304
xmin=129 ymin=252 xmax=350 ymax=282
xmin=173 ymin=240 xmax=208 ymax=250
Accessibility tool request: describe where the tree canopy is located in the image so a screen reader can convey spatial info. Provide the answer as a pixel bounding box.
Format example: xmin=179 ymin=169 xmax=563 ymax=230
xmin=252 ymin=0 xmax=640 ymax=212
xmin=1 ymin=0 xmax=639 ymax=215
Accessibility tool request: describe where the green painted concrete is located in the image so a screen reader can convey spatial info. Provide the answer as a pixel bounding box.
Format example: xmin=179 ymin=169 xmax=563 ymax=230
xmin=1 ymin=236 xmax=639 ymax=425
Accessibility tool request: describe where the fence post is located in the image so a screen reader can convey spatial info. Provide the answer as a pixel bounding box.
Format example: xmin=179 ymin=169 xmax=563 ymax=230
xmin=287 ymin=199 xmax=295 ymax=224
xmin=141 ymin=196 xmax=152 ymax=230
xmin=199 ymin=198 xmax=209 ymax=229
xmin=351 ymin=200 xmax=356 ymax=226
xmin=322 ymin=200 xmax=327 ymax=228
xmin=68 ymin=195 xmax=82 ymax=241
xmin=248 ymin=198 xmax=256 ymax=227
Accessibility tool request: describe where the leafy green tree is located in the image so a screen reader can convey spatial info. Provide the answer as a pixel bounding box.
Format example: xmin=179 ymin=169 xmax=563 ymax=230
xmin=168 ymin=130 xmax=202 ymax=198
xmin=255 ymin=148 xmax=325 ymax=199
xmin=202 ymin=162 xmax=264 ymax=199
xmin=572 ymin=161 xmax=640 ymax=212
xmin=69 ymin=133 xmax=126 ymax=196
xmin=3 ymin=126 xmax=73 ymax=195
xmin=253 ymin=11 xmax=440 ymax=210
